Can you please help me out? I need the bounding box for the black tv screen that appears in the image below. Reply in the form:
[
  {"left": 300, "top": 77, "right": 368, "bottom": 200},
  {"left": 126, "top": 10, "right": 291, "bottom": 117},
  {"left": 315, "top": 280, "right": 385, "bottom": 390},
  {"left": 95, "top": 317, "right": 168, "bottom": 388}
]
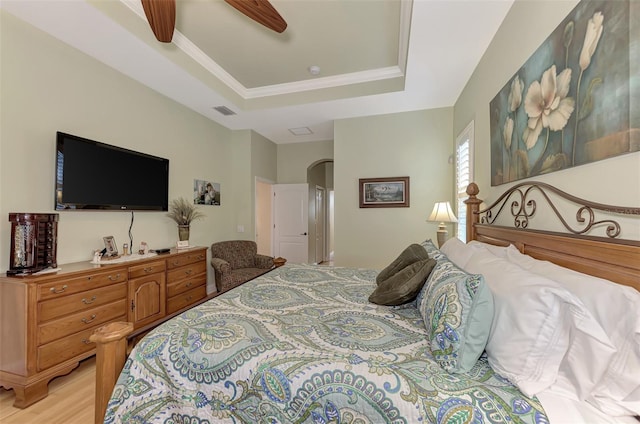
[{"left": 55, "top": 132, "right": 169, "bottom": 211}]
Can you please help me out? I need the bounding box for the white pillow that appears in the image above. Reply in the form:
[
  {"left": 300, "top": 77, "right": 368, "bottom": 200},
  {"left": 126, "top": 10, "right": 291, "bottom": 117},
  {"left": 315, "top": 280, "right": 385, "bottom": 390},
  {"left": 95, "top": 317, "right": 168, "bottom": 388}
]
[
  {"left": 465, "top": 248, "right": 614, "bottom": 398},
  {"left": 439, "top": 237, "right": 474, "bottom": 268},
  {"left": 440, "top": 239, "right": 510, "bottom": 269},
  {"left": 467, "top": 240, "right": 510, "bottom": 258},
  {"left": 505, "top": 245, "right": 640, "bottom": 416}
]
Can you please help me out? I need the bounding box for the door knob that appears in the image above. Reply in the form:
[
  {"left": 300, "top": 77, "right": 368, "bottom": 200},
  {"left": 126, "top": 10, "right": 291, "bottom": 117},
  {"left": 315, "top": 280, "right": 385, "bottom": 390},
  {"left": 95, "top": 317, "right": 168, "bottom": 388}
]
[{"left": 301, "top": 232, "right": 308, "bottom": 235}]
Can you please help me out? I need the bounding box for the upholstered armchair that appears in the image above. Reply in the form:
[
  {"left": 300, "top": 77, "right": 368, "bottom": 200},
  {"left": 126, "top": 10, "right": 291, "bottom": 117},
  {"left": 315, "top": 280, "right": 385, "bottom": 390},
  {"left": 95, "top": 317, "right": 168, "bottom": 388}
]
[{"left": 210, "top": 240, "right": 275, "bottom": 292}]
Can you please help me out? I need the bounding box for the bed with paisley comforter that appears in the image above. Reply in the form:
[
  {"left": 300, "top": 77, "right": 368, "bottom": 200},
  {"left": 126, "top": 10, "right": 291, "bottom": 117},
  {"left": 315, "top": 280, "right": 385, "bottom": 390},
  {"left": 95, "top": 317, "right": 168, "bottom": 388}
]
[
  {"left": 104, "top": 262, "right": 545, "bottom": 424},
  {"left": 99, "top": 182, "right": 640, "bottom": 424}
]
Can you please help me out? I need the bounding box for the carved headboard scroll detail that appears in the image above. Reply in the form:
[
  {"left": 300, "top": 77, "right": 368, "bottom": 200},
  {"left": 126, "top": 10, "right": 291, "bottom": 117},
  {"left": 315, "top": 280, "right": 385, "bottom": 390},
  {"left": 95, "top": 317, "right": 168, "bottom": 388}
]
[
  {"left": 464, "top": 182, "right": 639, "bottom": 290},
  {"left": 466, "top": 181, "right": 639, "bottom": 240}
]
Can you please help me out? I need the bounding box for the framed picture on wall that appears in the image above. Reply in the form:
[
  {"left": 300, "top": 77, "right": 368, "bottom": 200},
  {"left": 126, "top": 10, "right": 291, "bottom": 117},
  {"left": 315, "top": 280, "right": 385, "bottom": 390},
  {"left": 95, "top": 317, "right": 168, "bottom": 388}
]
[
  {"left": 193, "top": 179, "right": 221, "bottom": 205},
  {"left": 359, "top": 177, "right": 410, "bottom": 208}
]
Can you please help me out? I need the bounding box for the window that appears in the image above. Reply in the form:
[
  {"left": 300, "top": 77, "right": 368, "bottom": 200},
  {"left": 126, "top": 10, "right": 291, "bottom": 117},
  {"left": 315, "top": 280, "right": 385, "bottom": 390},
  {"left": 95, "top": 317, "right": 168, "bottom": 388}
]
[{"left": 455, "top": 121, "right": 474, "bottom": 242}]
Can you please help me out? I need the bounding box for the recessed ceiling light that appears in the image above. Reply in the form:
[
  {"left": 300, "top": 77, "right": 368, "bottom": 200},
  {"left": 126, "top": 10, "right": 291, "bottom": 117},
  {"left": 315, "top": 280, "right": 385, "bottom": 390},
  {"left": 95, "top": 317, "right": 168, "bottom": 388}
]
[
  {"left": 308, "top": 65, "right": 321, "bottom": 76},
  {"left": 289, "top": 127, "right": 313, "bottom": 136}
]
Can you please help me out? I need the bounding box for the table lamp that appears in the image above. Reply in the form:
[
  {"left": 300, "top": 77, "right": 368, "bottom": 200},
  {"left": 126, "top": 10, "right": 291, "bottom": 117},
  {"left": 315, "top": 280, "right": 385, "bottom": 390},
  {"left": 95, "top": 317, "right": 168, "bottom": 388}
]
[{"left": 427, "top": 201, "right": 458, "bottom": 247}]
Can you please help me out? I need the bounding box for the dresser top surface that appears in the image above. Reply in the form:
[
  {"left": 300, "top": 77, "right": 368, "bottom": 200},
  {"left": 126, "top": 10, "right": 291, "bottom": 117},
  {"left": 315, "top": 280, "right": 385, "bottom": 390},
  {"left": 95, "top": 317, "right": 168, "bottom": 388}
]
[{"left": 1, "top": 246, "right": 207, "bottom": 283}]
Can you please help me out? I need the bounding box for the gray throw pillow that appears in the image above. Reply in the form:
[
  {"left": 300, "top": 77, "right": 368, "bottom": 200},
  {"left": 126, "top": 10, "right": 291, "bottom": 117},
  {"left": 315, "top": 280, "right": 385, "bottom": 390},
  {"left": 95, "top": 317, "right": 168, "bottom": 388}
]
[
  {"left": 369, "top": 258, "right": 437, "bottom": 306},
  {"left": 376, "top": 243, "right": 429, "bottom": 285}
]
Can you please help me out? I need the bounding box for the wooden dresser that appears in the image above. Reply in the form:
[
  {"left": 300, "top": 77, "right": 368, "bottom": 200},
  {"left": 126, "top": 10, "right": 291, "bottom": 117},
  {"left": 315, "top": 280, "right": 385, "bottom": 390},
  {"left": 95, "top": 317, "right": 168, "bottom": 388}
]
[
  {"left": 0, "top": 247, "right": 207, "bottom": 408},
  {"left": 166, "top": 253, "right": 207, "bottom": 315}
]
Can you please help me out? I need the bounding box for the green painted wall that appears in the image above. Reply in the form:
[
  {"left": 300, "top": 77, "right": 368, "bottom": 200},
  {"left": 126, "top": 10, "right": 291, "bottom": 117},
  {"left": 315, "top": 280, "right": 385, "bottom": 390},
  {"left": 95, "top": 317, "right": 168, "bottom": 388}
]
[
  {"left": 277, "top": 140, "right": 334, "bottom": 184},
  {"left": 334, "top": 108, "right": 454, "bottom": 268},
  {"left": 0, "top": 11, "right": 278, "bottom": 277}
]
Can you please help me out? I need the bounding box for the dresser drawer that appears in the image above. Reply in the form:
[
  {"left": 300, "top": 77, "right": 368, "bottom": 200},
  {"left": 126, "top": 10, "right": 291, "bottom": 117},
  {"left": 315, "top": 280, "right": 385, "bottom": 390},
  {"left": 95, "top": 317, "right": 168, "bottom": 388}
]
[
  {"left": 166, "top": 249, "right": 206, "bottom": 270},
  {"left": 38, "top": 268, "right": 127, "bottom": 301},
  {"left": 166, "top": 261, "right": 206, "bottom": 284},
  {"left": 167, "top": 285, "right": 206, "bottom": 315},
  {"left": 37, "top": 316, "right": 125, "bottom": 371},
  {"left": 38, "top": 299, "right": 127, "bottom": 345},
  {"left": 167, "top": 274, "right": 206, "bottom": 298},
  {"left": 38, "top": 283, "right": 127, "bottom": 322},
  {"left": 128, "top": 260, "right": 166, "bottom": 279}
]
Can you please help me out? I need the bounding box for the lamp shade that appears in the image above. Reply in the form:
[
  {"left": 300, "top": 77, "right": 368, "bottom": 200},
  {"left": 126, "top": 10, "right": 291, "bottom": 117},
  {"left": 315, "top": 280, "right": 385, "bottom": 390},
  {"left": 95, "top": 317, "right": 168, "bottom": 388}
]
[{"left": 427, "top": 201, "right": 458, "bottom": 223}]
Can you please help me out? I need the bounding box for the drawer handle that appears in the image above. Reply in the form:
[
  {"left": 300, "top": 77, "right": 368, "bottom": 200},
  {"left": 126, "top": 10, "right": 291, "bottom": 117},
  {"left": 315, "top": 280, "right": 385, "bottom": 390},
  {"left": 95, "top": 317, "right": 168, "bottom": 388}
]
[
  {"left": 185, "top": 282, "right": 192, "bottom": 288},
  {"left": 49, "top": 285, "right": 68, "bottom": 294},
  {"left": 172, "top": 260, "right": 180, "bottom": 266},
  {"left": 81, "top": 314, "right": 97, "bottom": 324},
  {"left": 108, "top": 274, "right": 121, "bottom": 281},
  {"left": 144, "top": 267, "right": 154, "bottom": 273},
  {"left": 185, "top": 269, "right": 193, "bottom": 276},
  {"left": 81, "top": 339, "right": 92, "bottom": 345},
  {"left": 186, "top": 296, "right": 192, "bottom": 301},
  {"left": 82, "top": 296, "right": 97, "bottom": 305},
  {"left": 86, "top": 276, "right": 92, "bottom": 281}
]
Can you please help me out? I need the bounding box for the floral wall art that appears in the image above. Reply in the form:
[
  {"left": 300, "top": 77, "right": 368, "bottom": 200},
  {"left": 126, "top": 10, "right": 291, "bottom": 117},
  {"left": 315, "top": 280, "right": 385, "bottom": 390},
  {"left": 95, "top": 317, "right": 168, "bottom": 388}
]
[{"left": 490, "top": 0, "right": 638, "bottom": 186}]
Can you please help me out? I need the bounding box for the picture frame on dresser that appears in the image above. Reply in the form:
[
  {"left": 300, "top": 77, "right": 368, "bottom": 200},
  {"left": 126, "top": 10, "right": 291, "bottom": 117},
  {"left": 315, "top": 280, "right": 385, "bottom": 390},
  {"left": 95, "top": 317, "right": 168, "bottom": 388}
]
[{"left": 102, "top": 236, "right": 118, "bottom": 257}]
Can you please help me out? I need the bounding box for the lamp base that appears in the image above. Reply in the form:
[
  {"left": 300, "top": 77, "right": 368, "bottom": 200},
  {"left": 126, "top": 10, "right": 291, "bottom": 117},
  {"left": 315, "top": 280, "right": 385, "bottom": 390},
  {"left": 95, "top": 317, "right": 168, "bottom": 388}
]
[{"left": 436, "top": 223, "right": 448, "bottom": 248}]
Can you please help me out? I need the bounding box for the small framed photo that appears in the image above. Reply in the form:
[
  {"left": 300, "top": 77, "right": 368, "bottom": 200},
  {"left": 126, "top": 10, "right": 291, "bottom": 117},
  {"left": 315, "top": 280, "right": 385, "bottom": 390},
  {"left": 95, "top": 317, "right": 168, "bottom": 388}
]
[
  {"left": 103, "top": 236, "right": 118, "bottom": 257},
  {"left": 194, "top": 179, "right": 221, "bottom": 205},
  {"left": 359, "top": 176, "right": 410, "bottom": 208}
]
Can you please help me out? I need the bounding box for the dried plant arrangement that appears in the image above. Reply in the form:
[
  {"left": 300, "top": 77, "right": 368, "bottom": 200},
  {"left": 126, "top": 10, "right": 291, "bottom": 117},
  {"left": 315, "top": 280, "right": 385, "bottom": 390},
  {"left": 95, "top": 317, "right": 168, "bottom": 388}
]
[{"left": 166, "top": 197, "right": 205, "bottom": 226}]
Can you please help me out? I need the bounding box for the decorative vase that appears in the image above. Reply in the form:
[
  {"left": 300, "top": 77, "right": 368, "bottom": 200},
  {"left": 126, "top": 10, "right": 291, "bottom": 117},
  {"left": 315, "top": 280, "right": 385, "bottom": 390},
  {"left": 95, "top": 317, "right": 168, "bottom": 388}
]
[{"left": 178, "top": 225, "right": 190, "bottom": 241}]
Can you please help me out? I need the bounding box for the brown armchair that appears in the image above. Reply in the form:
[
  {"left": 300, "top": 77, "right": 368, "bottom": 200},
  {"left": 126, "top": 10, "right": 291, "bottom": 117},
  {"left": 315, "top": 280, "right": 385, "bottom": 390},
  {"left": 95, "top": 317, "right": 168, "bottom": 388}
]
[{"left": 210, "top": 240, "right": 275, "bottom": 292}]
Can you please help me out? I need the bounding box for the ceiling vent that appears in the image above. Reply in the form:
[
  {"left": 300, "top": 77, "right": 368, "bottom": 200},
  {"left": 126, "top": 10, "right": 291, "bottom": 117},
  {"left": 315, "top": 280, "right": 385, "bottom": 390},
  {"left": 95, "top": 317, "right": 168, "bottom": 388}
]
[
  {"left": 288, "top": 127, "right": 313, "bottom": 135},
  {"left": 213, "top": 106, "right": 236, "bottom": 116}
]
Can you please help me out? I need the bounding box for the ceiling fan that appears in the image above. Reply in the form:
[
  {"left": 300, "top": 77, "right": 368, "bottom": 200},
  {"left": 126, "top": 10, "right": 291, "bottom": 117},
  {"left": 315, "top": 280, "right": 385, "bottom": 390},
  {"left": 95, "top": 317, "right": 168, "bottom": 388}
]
[{"left": 141, "top": 0, "right": 287, "bottom": 43}]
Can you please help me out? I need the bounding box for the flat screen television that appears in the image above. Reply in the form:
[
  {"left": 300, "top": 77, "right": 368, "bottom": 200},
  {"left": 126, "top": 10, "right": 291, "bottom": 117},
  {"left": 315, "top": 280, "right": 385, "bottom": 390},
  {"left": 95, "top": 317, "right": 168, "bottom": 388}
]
[{"left": 55, "top": 132, "right": 169, "bottom": 211}]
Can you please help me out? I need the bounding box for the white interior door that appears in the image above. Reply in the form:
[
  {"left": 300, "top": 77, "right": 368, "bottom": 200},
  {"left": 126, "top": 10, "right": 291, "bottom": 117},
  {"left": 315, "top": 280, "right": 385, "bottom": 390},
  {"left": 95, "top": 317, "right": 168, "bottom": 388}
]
[
  {"left": 315, "top": 186, "right": 326, "bottom": 264},
  {"left": 273, "top": 183, "right": 309, "bottom": 263}
]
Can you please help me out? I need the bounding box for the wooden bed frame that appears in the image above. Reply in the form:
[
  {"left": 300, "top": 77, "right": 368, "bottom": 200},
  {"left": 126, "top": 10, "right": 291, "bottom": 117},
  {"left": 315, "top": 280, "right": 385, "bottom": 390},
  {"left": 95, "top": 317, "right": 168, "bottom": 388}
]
[
  {"left": 465, "top": 182, "right": 640, "bottom": 290},
  {"left": 90, "top": 181, "right": 640, "bottom": 423}
]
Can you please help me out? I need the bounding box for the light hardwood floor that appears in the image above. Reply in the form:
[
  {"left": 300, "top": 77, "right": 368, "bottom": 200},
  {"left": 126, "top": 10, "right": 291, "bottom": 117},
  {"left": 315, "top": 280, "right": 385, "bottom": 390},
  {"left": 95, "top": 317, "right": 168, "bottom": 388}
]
[{"left": 0, "top": 358, "right": 95, "bottom": 424}]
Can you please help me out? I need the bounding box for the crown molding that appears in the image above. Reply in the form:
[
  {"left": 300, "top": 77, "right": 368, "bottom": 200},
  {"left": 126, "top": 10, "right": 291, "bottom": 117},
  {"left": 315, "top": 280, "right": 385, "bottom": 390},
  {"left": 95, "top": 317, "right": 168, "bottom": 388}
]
[
  {"left": 120, "top": 0, "right": 410, "bottom": 100},
  {"left": 244, "top": 66, "right": 404, "bottom": 98}
]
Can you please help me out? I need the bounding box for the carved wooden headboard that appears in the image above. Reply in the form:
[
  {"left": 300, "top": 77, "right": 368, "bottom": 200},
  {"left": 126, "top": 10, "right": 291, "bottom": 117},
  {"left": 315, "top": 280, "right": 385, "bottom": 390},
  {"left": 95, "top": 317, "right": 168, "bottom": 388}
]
[{"left": 464, "top": 181, "right": 640, "bottom": 291}]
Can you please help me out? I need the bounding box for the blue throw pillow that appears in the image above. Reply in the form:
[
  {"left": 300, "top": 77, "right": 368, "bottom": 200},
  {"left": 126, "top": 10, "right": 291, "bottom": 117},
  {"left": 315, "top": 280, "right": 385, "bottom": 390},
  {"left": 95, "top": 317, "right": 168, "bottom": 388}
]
[
  {"left": 416, "top": 257, "right": 494, "bottom": 373},
  {"left": 420, "top": 239, "right": 446, "bottom": 262}
]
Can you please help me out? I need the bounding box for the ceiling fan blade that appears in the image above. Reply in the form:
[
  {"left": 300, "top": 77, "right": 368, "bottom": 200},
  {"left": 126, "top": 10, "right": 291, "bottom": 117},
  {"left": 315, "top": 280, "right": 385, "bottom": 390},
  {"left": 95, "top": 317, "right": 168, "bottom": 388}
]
[
  {"left": 141, "top": 0, "right": 176, "bottom": 43},
  {"left": 224, "top": 0, "right": 287, "bottom": 33}
]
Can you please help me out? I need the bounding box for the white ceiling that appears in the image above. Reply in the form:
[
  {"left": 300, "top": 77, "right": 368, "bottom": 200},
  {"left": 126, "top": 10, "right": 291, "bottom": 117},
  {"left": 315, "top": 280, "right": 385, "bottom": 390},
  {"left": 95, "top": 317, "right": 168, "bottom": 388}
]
[{"left": 1, "top": 0, "right": 514, "bottom": 144}]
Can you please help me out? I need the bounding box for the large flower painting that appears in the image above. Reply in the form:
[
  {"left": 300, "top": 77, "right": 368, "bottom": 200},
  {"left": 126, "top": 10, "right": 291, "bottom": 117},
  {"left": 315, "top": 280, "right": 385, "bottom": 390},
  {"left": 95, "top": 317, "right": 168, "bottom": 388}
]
[{"left": 490, "top": 0, "right": 639, "bottom": 185}]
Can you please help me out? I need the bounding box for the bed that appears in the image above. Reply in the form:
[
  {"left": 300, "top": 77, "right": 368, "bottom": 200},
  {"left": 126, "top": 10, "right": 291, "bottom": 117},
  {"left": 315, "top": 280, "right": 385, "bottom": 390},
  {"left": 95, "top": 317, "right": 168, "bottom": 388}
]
[{"left": 92, "top": 181, "right": 640, "bottom": 423}]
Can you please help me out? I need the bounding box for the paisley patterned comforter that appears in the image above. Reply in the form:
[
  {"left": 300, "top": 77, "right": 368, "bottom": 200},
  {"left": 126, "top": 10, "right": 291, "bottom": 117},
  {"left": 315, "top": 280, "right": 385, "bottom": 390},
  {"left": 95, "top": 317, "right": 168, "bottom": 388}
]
[{"left": 105, "top": 264, "right": 547, "bottom": 423}]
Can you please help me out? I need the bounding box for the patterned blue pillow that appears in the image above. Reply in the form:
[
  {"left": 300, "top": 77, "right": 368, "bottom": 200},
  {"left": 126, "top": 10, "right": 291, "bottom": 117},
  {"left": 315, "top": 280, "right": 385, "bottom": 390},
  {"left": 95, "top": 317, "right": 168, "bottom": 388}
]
[
  {"left": 416, "top": 257, "right": 493, "bottom": 373},
  {"left": 420, "top": 239, "right": 446, "bottom": 262}
]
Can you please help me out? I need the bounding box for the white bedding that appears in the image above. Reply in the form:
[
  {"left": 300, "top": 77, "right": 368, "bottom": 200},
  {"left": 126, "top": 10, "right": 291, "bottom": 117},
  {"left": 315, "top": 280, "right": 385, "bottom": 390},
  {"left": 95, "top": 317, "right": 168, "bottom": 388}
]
[
  {"left": 537, "top": 390, "right": 639, "bottom": 424},
  {"left": 440, "top": 238, "right": 640, "bottom": 419}
]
